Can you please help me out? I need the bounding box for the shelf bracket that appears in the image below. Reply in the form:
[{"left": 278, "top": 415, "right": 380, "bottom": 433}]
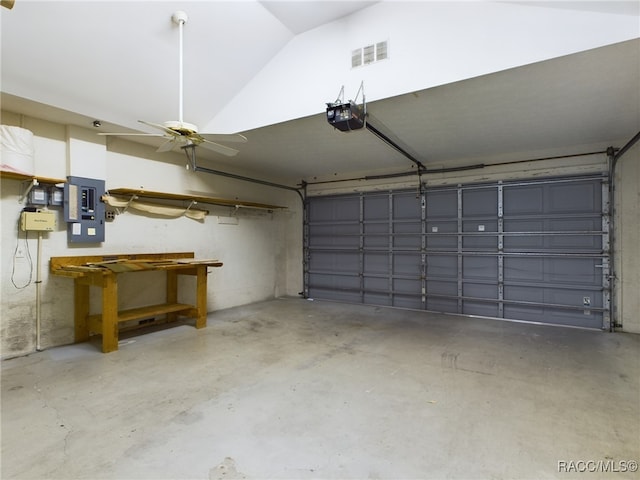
[{"left": 19, "top": 178, "right": 39, "bottom": 204}]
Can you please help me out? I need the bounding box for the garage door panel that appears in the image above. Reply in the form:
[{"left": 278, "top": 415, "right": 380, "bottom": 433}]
[
  {"left": 426, "top": 190, "right": 457, "bottom": 218},
  {"left": 307, "top": 273, "right": 359, "bottom": 291},
  {"left": 394, "top": 194, "right": 421, "bottom": 219},
  {"left": 309, "top": 226, "right": 359, "bottom": 248},
  {"left": 427, "top": 255, "right": 457, "bottom": 278},
  {"left": 427, "top": 280, "right": 457, "bottom": 296},
  {"left": 503, "top": 304, "right": 603, "bottom": 329},
  {"left": 309, "top": 196, "right": 359, "bottom": 221},
  {"left": 363, "top": 253, "right": 388, "bottom": 275},
  {"left": 363, "top": 276, "right": 387, "bottom": 292},
  {"left": 394, "top": 222, "right": 421, "bottom": 248},
  {"left": 306, "top": 176, "right": 608, "bottom": 330},
  {"left": 394, "top": 253, "right": 422, "bottom": 275},
  {"left": 364, "top": 292, "right": 391, "bottom": 306},
  {"left": 503, "top": 186, "right": 543, "bottom": 215},
  {"left": 363, "top": 223, "right": 388, "bottom": 248},
  {"left": 363, "top": 195, "right": 388, "bottom": 221},
  {"left": 547, "top": 258, "right": 600, "bottom": 286},
  {"left": 308, "top": 286, "right": 361, "bottom": 303},
  {"left": 504, "top": 285, "right": 543, "bottom": 303},
  {"left": 309, "top": 251, "right": 359, "bottom": 273},
  {"left": 427, "top": 220, "right": 457, "bottom": 249},
  {"left": 504, "top": 257, "right": 544, "bottom": 282},
  {"left": 463, "top": 282, "right": 498, "bottom": 299},
  {"left": 463, "top": 256, "right": 497, "bottom": 280},
  {"left": 427, "top": 297, "right": 458, "bottom": 313},
  {"left": 548, "top": 182, "right": 599, "bottom": 214},
  {"left": 463, "top": 188, "right": 497, "bottom": 216},
  {"left": 504, "top": 257, "right": 601, "bottom": 286},
  {"left": 394, "top": 278, "right": 421, "bottom": 295},
  {"left": 505, "top": 285, "right": 602, "bottom": 308},
  {"left": 463, "top": 301, "right": 499, "bottom": 318},
  {"left": 545, "top": 288, "right": 603, "bottom": 309},
  {"left": 463, "top": 222, "right": 498, "bottom": 250},
  {"left": 393, "top": 295, "right": 423, "bottom": 309}
]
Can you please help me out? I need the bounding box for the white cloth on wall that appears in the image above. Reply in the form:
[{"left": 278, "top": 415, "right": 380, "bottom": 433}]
[
  {"left": 103, "top": 194, "right": 208, "bottom": 221},
  {"left": 1, "top": 125, "right": 35, "bottom": 175}
]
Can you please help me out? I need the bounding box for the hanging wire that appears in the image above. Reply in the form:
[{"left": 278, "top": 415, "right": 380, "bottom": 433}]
[{"left": 11, "top": 215, "right": 33, "bottom": 289}]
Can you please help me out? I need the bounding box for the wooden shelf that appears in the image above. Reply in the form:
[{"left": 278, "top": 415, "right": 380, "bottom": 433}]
[
  {"left": 0, "top": 169, "right": 65, "bottom": 184},
  {"left": 1, "top": 173, "right": 287, "bottom": 211},
  {"left": 108, "top": 187, "right": 286, "bottom": 211},
  {"left": 88, "top": 302, "right": 195, "bottom": 326}
]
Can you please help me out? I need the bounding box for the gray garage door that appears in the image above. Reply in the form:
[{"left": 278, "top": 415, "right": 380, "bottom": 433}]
[{"left": 305, "top": 175, "right": 610, "bottom": 329}]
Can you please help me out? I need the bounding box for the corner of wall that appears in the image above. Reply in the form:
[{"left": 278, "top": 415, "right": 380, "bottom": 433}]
[{"left": 614, "top": 139, "right": 640, "bottom": 334}]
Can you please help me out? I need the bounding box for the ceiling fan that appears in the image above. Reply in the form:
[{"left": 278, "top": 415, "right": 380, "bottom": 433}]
[{"left": 99, "top": 11, "right": 246, "bottom": 157}]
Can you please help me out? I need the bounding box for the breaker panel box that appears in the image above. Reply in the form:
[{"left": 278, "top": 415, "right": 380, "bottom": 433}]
[{"left": 64, "top": 176, "right": 105, "bottom": 243}]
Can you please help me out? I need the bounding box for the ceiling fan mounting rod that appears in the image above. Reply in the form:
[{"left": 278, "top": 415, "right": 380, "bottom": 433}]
[{"left": 172, "top": 11, "right": 188, "bottom": 125}]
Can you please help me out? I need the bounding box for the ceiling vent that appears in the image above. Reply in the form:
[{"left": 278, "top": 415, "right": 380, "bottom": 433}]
[{"left": 351, "top": 40, "right": 388, "bottom": 68}]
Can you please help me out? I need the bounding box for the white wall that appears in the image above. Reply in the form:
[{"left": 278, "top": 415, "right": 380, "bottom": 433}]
[
  {"left": 207, "top": 1, "right": 640, "bottom": 133},
  {"left": 614, "top": 140, "right": 640, "bottom": 333},
  {"left": 0, "top": 112, "right": 303, "bottom": 358}
]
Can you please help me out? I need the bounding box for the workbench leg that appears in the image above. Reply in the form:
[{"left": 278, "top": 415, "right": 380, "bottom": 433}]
[
  {"left": 166, "top": 270, "right": 178, "bottom": 323},
  {"left": 74, "top": 280, "right": 90, "bottom": 343},
  {"left": 101, "top": 275, "right": 119, "bottom": 353},
  {"left": 195, "top": 266, "right": 207, "bottom": 329}
]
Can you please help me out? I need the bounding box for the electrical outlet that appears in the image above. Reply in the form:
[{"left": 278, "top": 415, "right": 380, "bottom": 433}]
[{"left": 105, "top": 210, "right": 116, "bottom": 221}]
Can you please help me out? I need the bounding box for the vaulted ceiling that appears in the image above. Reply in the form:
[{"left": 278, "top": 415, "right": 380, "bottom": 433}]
[{"left": 1, "top": 1, "right": 639, "bottom": 184}]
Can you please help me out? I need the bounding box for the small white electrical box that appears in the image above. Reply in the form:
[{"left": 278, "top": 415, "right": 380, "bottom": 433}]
[{"left": 21, "top": 211, "right": 57, "bottom": 231}]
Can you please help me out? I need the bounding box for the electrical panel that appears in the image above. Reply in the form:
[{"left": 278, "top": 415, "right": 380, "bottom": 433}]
[{"left": 64, "top": 176, "right": 105, "bottom": 243}]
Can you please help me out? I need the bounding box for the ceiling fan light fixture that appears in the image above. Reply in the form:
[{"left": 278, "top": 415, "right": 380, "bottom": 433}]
[{"left": 163, "top": 120, "right": 198, "bottom": 135}]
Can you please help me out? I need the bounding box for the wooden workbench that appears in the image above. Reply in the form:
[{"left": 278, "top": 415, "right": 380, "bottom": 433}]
[{"left": 50, "top": 252, "right": 222, "bottom": 353}]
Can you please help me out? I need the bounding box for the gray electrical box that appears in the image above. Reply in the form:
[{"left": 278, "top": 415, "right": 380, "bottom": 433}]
[{"left": 64, "top": 176, "right": 105, "bottom": 243}]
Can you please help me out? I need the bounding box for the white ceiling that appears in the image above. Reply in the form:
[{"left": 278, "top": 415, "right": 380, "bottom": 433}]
[{"left": 1, "top": 1, "right": 639, "bottom": 185}]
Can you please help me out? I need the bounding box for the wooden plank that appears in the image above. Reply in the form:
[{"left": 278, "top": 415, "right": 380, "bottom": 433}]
[
  {"left": 50, "top": 252, "right": 194, "bottom": 272},
  {"left": 108, "top": 188, "right": 286, "bottom": 210},
  {"left": 118, "top": 303, "right": 194, "bottom": 322},
  {"left": 101, "top": 274, "right": 119, "bottom": 353},
  {"left": 166, "top": 271, "right": 179, "bottom": 323},
  {"left": 87, "top": 303, "right": 194, "bottom": 325},
  {"left": 88, "top": 316, "right": 102, "bottom": 336},
  {"left": 74, "top": 281, "right": 90, "bottom": 342},
  {"left": 195, "top": 265, "right": 208, "bottom": 329},
  {"left": 0, "top": 170, "right": 66, "bottom": 184}
]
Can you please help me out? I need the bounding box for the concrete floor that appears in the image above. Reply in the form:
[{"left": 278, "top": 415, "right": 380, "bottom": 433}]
[{"left": 2, "top": 298, "right": 639, "bottom": 480}]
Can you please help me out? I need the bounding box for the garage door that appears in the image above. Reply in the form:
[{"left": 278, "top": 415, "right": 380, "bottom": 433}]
[{"left": 305, "top": 175, "right": 610, "bottom": 329}]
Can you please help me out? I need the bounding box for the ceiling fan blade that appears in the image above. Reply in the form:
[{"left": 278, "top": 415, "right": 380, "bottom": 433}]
[
  {"left": 97, "top": 132, "right": 165, "bottom": 137},
  {"left": 1, "top": 0, "right": 15, "bottom": 9},
  {"left": 199, "top": 139, "right": 240, "bottom": 157},
  {"left": 198, "top": 133, "right": 248, "bottom": 144},
  {"left": 157, "top": 137, "right": 178, "bottom": 153},
  {"left": 138, "top": 120, "right": 181, "bottom": 137}
]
